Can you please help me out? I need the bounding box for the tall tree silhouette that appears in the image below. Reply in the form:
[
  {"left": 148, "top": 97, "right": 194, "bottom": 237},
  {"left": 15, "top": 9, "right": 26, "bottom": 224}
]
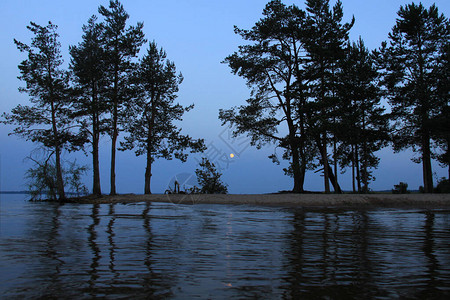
[
  {"left": 2, "top": 22, "right": 80, "bottom": 200},
  {"left": 98, "top": 0, "right": 146, "bottom": 195},
  {"left": 301, "top": 0, "right": 353, "bottom": 193},
  {"left": 220, "top": 0, "right": 311, "bottom": 193},
  {"left": 430, "top": 41, "right": 450, "bottom": 179},
  {"left": 120, "top": 42, "right": 205, "bottom": 194},
  {"left": 379, "top": 3, "right": 449, "bottom": 192},
  {"left": 337, "top": 38, "right": 388, "bottom": 192},
  {"left": 70, "top": 16, "right": 109, "bottom": 196}
]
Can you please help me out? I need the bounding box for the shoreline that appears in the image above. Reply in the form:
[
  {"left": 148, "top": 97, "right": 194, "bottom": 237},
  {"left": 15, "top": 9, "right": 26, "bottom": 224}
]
[{"left": 65, "top": 193, "right": 450, "bottom": 208}]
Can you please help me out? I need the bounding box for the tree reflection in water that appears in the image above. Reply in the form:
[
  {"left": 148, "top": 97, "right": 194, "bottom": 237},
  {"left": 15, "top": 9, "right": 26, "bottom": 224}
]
[
  {"left": 419, "top": 211, "right": 443, "bottom": 298},
  {"left": 39, "top": 203, "right": 64, "bottom": 298},
  {"left": 281, "top": 209, "right": 450, "bottom": 299},
  {"left": 87, "top": 203, "right": 100, "bottom": 291},
  {"left": 1, "top": 199, "right": 450, "bottom": 298},
  {"left": 107, "top": 203, "right": 117, "bottom": 278}
]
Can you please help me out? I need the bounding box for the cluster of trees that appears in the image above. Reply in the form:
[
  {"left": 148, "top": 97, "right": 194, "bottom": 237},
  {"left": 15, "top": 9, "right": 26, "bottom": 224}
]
[
  {"left": 220, "top": 0, "right": 449, "bottom": 193},
  {"left": 2, "top": 0, "right": 448, "bottom": 198},
  {"left": 1, "top": 0, "right": 205, "bottom": 200}
]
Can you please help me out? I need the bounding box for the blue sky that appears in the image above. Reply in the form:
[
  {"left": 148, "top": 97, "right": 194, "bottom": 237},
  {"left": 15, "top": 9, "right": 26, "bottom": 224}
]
[{"left": 0, "top": 0, "right": 449, "bottom": 194}]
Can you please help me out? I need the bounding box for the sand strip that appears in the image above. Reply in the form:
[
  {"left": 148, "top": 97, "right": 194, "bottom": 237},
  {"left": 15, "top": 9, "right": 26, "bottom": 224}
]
[{"left": 67, "top": 193, "right": 450, "bottom": 208}]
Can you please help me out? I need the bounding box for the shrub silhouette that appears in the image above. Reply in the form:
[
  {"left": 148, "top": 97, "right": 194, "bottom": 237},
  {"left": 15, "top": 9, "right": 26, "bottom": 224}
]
[
  {"left": 195, "top": 158, "right": 228, "bottom": 194},
  {"left": 392, "top": 182, "right": 409, "bottom": 194}
]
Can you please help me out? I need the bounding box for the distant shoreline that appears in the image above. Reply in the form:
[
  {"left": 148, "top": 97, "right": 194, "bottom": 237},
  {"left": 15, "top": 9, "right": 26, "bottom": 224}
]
[{"left": 63, "top": 193, "right": 450, "bottom": 208}]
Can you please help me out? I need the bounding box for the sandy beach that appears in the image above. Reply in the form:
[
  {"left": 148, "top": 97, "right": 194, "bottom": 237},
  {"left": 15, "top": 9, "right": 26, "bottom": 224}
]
[{"left": 67, "top": 193, "right": 450, "bottom": 208}]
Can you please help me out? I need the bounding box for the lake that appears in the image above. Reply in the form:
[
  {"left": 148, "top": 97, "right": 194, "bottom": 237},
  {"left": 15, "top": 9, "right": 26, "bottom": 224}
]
[{"left": 0, "top": 194, "right": 449, "bottom": 299}]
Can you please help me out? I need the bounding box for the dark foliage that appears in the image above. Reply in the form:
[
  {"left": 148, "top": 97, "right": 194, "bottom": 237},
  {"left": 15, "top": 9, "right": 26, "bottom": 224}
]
[
  {"left": 2, "top": 22, "right": 83, "bottom": 200},
  {"left": 120, "top": 41, "right": 205, "bottom": 194},
  {"left": 434, "top": 178, "right": 450, "bottom": 193},
  {"left": 70, "top": 16, "right": 110, "bottom": 196},
  {"left": 392, "top": 182, "right": 409, "bottom": 194},
  {"left": 335, "top": 38, "right": 389, "bottom": 193},
  {"left": 195, "top": 158, "right": 228, "bottom": 194},
  {"left": 378, "top": 3, "right": 450, "bottom": 192},
  {"left": 98, "top": 0, "right": 146, "bottom": 195}
]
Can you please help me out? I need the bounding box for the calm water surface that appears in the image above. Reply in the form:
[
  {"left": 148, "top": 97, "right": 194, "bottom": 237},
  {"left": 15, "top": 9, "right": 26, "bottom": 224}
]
[{"left": 0, "top": 195, "right": 449, "bottom": 299}]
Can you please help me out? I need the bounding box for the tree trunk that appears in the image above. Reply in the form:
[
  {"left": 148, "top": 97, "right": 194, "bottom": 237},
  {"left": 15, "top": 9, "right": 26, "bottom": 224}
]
[
  {"left": 355, "top": 145, "right": 361, "bottom": 193},
  {"left": 291, "top": 144, "right": 303, "bottom": 193},
  {"left": 298, "top": 114, "right": 307, "bottom": 192},
  {"left": 92, "top": 85, "right": 102, "bottom": 196},
  {"left": 362, "top": 141, "right": 369, "bottom": 193},
  {"left": 50, "top": 99, "right": 65, "bottom": 201},
  {"left": 287, "top": 110, "right": 303, "bottom": 193},
  {"left": 316, "top": 136, "right": 341, "bottom": 193},
  {"left": 422, "top": 131, "right": 433, "bottom": 193},
  {"left": 92, "top": 130, "right": 101, "bottom": 196},
  {"left": 299, "top": 144, "right": 307, "bottom": 193},
  {"left": 416, "top": 39, "right": 433, "bottom": 193},
  {"left": 144, "top": 95, "right": 157, "bottom": 195},
  {"left": 351, "top": 144, "right": 356, "bottom": 193},
  {"left": 144, "top": 146, "right": 152, "bottom": 195},
  {"left": 110, "top": 103, "right": 117, "bottom": 195},
  {"left": 447, "top": 138, "right": 450, "bottom": 180},
  {"left": 361, "top": 113, "right": 369, "bottom": 193},
  {"left": 110, "top": 67, "right": 119, "bottom": 195},
  {"left": 55, "top": 145, "right": 65, "bottom": 201},
  {"left": 333, "top": 136, "right": 338, "bottom": 183},
  {"left": 315, "top": 137, "right": 330, "bottom": 193},
  {"left": 322, "top": 136, "right": 330, "bottom": 193},
  {"left": 327, "top": 165, "right": 342, "bottom": 193}
]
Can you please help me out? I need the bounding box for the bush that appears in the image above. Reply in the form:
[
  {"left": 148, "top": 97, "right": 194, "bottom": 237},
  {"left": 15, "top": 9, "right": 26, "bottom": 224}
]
[
  {"left": 434, "top": 178, "right": 450, "bottom": 193},
  {"left": 195, "top": 158, "right": 228, "bottom": 194},
  {"left": 26, "top": 160, "right": 58, "bottom": 201},
  {"left": 392, "top": 182, "right": 409, "bottom": 194},
  {"left": 26, "top": 156, "right": 89, "bottom": 201}
]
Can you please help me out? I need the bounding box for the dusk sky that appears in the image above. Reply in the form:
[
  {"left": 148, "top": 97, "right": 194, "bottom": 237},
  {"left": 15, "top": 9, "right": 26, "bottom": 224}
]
[{"left": 0, "top": 0, "right": 449, "bottom": 194}]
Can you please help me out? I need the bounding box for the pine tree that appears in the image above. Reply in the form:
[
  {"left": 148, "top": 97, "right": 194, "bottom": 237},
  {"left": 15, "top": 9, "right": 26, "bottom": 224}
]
[
  {"left": 301, "top": 0, "right": 354, "bottom": 193},
  {"left": 336, "top": 38, "right": 388, "bottom": 193},
  {"left": 220, "top": 0, "right": 312, "bottom": 193},
  {"left": 379, "top": 3, "right": 449, "bottom": 192},
  {"left": 120, "top": 41, "right": 205, "bottom": 194},
  {"left": 70, "top": 16, "right": 109, "bottom": 196},
  {"left": 2, "top": 22, "right": 80, "bottom": 201},
  {"left": 98, "top": 0, "right": 146, "bottom": 195},
  {"left": 195, "top": 158, "right": 228, "bottom": 194},
  {"left": 431, "top": 41, "right": 450, "bottom": 180}
]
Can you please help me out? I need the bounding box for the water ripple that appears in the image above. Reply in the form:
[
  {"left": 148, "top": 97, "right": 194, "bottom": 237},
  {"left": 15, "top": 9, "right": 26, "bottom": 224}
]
[{"left": 0, "top": 196, "right": 449, "bottom": 298}]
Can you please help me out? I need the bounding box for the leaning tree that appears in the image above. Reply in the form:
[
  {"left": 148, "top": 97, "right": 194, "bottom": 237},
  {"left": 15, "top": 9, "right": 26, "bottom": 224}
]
[{"left": 220, "top": 0, "right": 312, "bottom": 193}]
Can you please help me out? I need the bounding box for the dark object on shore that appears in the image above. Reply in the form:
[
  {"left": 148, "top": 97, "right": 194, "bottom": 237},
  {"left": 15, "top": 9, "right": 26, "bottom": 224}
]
[
  {"left": 435, "top": 178, "right": 450, "bottom": 193},
  {"left": 392, "top": 182, "right": 409, "bottom": 194}
]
